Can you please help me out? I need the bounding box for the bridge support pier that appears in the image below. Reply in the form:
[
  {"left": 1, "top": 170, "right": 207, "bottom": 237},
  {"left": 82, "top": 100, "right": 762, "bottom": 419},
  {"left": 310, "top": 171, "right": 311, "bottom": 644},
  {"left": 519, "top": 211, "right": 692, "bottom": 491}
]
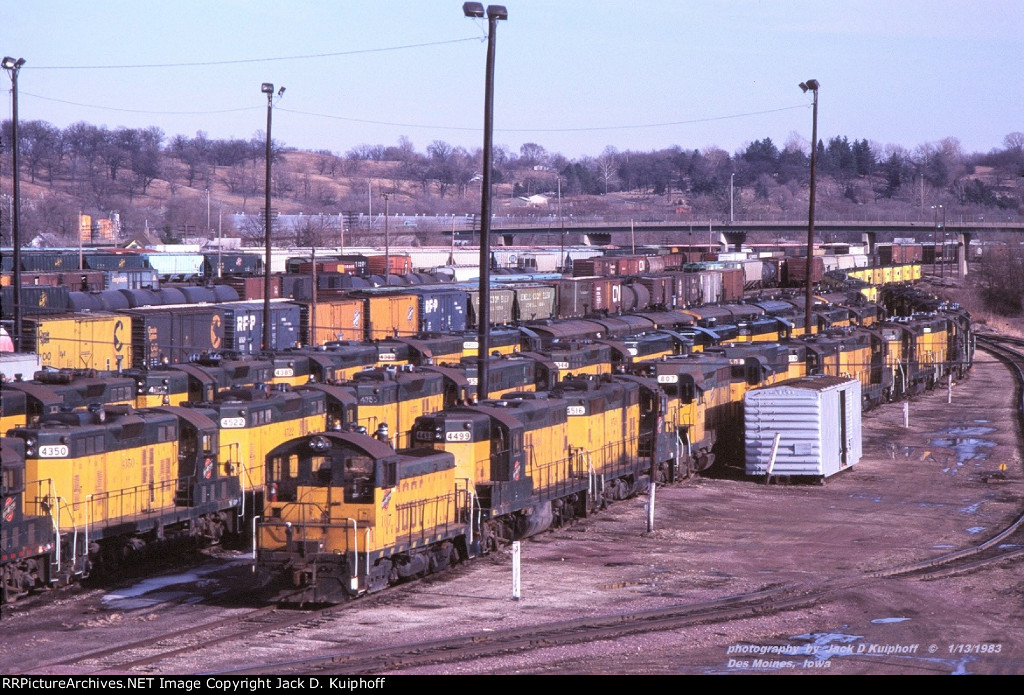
[
  {"left": 958, "top": 232, "right": 971, "bottom": 278},
  {"left": 722, "top": 231, "right": 747, "bottom": 252},
  {"left": 862, "top": 231, "right": 877, "bottom": 257}
]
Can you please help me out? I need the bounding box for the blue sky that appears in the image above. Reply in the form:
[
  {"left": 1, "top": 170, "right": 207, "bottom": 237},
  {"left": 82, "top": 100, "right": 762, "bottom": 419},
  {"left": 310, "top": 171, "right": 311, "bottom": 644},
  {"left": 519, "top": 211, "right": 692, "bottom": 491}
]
[{"left": 3, "top": 1, "right": 1022, "bottom": 159}]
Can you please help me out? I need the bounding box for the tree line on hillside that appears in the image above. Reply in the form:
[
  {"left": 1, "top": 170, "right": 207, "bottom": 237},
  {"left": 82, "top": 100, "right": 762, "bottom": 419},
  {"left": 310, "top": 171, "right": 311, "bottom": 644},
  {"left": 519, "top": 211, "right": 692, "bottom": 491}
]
[{"left": 1, "top": 118, "right": 1022, "bottom": 244}]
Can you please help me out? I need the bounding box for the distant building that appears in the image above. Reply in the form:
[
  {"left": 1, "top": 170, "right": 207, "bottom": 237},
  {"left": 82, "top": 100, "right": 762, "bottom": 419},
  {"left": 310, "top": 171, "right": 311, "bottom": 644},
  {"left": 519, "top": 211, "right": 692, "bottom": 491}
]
[{"left": 517, "top": 194, "right": 549, "bottom": 208}]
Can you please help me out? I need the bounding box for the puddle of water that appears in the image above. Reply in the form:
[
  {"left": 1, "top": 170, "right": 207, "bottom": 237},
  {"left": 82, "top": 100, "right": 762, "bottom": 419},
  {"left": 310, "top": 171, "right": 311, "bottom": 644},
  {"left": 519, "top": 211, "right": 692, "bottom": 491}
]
[
  {"left": 848, "top": 492, "right": 884, "bottom": 503},
  {"left": 965, "top": 526, "right": 986, "bottom": 535},
  {"left": 930, "top": 436, "right": 995, "bottom": 454},
  {"left": 871, "top": 617, "right": 911, "bottom": 624},
  {"left": 102, "top": 566, "right": 225, "bottom": 607},
  {"left": 789, "top": 631, "right": 863, "bottom": 661},
  {"left": 960, "top": 502, "right": 982, "bottom": 514},
  {"left": 785, "top": 630, "right": 980, "bottom": 674},
  {"left": 941, "top": 425, "right": 996, "bottom": 437},
  {"left": 714, "top": 630, "right": 983, "bottom": 674},
  {"left": 932, "top": 544, "right": 956, "bottom": 549}
]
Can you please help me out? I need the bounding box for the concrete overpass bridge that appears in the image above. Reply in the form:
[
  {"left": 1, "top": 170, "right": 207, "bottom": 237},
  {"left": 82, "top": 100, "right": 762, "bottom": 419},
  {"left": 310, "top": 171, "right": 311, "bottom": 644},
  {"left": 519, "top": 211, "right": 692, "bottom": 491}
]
[{"left": 475, "top": 218, "right": 1024, "bottom": 249}]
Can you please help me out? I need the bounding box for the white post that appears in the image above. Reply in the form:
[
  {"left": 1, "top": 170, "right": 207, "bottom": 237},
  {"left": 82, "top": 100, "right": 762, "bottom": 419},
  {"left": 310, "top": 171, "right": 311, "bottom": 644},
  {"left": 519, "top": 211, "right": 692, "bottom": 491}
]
[
  {"left": 251, "top": 515, "right": 260, "bottom": 568},
  {"left": 947, "top": 373, "right": 952, "bottom": 404},
  {"left": 904, "top": 400, "right": 910, "bottom": 428},
  {"left": 646, "top": 483, "right": 656, "bottom": 533},
  {"left": 511, "top": 540, "right": 521, "bottom": 600},
  {"left": 766, "top": 432, "right": 782, "bottom": 483}
]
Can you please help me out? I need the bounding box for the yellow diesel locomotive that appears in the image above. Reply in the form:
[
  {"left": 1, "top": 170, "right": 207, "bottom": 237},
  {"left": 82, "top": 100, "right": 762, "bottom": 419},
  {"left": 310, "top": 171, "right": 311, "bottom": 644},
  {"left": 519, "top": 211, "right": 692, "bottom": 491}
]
[{"left": 257, "top": 432, "right": 467, "bottom": 603}]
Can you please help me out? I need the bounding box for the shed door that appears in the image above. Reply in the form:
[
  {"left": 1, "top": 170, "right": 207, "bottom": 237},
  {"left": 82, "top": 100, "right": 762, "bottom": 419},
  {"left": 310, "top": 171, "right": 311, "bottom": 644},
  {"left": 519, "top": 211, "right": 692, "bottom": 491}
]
[{"left": 839, "top": 389, "right": 848, "bottom": 466}]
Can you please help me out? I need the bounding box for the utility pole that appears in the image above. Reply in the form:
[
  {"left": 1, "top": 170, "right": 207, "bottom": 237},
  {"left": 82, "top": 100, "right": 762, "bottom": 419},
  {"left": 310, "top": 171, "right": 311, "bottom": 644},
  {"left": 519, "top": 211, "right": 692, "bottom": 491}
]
[{"left": 381, "top": 192, "right": 391, "bottom": 284}]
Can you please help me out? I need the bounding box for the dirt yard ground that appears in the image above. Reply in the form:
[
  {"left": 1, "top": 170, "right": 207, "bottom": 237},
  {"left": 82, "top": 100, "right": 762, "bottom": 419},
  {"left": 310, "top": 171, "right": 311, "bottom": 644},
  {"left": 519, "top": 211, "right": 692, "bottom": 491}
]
[
  {"left": 366, "top": 347, "right": 1024, "bottom": 675},
  {"left": 3, "top": 347, "right": 1022, "bottom": 676}
]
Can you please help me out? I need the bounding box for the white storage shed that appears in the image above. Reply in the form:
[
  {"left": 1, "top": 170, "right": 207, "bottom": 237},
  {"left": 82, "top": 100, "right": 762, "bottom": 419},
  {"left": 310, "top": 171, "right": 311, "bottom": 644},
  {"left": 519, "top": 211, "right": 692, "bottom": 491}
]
[{"left": 744, "top": 375, "right": 862, "bottom": 479}]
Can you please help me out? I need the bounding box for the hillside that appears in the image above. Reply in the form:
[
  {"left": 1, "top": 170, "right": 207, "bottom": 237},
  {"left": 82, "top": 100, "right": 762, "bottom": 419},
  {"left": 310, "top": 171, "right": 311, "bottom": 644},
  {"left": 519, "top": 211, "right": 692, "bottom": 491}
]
[{"left": 1, "top": 124, "right": 1022, "bottom": 249}]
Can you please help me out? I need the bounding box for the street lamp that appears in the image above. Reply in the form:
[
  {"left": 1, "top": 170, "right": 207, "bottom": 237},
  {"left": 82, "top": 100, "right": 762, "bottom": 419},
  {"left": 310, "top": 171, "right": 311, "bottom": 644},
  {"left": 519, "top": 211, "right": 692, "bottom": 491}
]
[
  {"left": 261, "top": 82, "right": 284, "bottom": 351},
  {"left": 464, "top": 2, "right": 507, "bottom": 399},
  {"left": 932, "top": 204, "right": 945, "bottom": 277},
  {"left": 3, "top": 56, "right": 25, "bottom": 352},
  {"left": 799, "top": 78, "right": 819, "bottom": 335},
  {"left": 730, "top": 172, "right": 735, "bottom": 223},
  {"left": 381, "top": 192, "right": 391, "bottom": 285},
  {"left": 557, "top": 175, "right": 567, "bottom": 273}
]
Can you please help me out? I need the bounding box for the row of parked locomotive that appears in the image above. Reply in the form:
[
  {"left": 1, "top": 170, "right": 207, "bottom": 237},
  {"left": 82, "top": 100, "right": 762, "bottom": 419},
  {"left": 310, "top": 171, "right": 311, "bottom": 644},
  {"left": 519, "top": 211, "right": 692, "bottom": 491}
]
[
  {"left": 0, "top": 277, "right": 910, "bottom": 425},
  {"left": 252, "top": 298, "right": 974, "bottom": 604},
  {"left": 2, "top": 294, "right": 970, "bottom": 603},
  {"left": 0, "top": 248, "right": 950, "bottom": 603}
]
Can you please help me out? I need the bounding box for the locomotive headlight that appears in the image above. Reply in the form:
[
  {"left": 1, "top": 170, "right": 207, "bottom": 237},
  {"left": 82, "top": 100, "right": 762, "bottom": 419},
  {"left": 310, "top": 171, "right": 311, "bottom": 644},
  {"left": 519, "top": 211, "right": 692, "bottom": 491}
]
[{"left": 26, "top": 436, "right": 36, "bottom": 448}]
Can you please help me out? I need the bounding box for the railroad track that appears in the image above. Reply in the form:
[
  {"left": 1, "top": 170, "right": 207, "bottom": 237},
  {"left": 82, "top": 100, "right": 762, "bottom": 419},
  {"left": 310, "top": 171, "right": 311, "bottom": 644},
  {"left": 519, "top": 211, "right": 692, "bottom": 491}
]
[
  {"left": 213, "top": 336, "right": 1024, "bottom": 675},
  {"left": 861, "top": 333, "right": 1024, "bottom": 581},
  {"left": 21, "top": 335, "right": 1024, "bottom": 675}
]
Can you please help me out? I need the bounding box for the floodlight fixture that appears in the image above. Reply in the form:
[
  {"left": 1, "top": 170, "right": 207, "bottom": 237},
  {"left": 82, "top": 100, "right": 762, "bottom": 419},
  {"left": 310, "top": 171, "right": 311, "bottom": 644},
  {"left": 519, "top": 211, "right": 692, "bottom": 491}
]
[{"left": 463, "top": 3, "right": 508, "bottom": 398}]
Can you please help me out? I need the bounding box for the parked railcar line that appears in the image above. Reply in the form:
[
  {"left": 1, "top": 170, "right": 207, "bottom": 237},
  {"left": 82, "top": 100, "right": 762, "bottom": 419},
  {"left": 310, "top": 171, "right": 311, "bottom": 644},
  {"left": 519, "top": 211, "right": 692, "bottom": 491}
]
[{"left": 12, "top": 332, "right": 1020, "bottom": 675}]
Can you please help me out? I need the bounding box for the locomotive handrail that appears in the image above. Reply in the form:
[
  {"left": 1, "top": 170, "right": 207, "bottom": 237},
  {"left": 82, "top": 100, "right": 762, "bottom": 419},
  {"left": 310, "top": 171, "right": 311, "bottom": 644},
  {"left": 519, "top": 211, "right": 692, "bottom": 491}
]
[
  {"left": 395, "top": 493, "right": 460, "bottom": 545},
  {"left": 54, "top": 494, "right": 71, "bottom": 577},
  {"left": 24, "top": 479, "right": 76, "bottom": 577}
]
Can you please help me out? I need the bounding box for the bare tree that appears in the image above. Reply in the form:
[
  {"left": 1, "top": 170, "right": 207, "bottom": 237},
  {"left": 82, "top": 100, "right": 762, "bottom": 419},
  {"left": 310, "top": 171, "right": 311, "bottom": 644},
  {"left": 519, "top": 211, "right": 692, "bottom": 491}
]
[
  {"left": 977, "top": 242, "right": 1024, "bottom": 315},
  {"left": 292, "top": 214, "right": 341, "bottom": 247},
  {"left": 597, "top": 146, "right": 619, "bottom": 194}
]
